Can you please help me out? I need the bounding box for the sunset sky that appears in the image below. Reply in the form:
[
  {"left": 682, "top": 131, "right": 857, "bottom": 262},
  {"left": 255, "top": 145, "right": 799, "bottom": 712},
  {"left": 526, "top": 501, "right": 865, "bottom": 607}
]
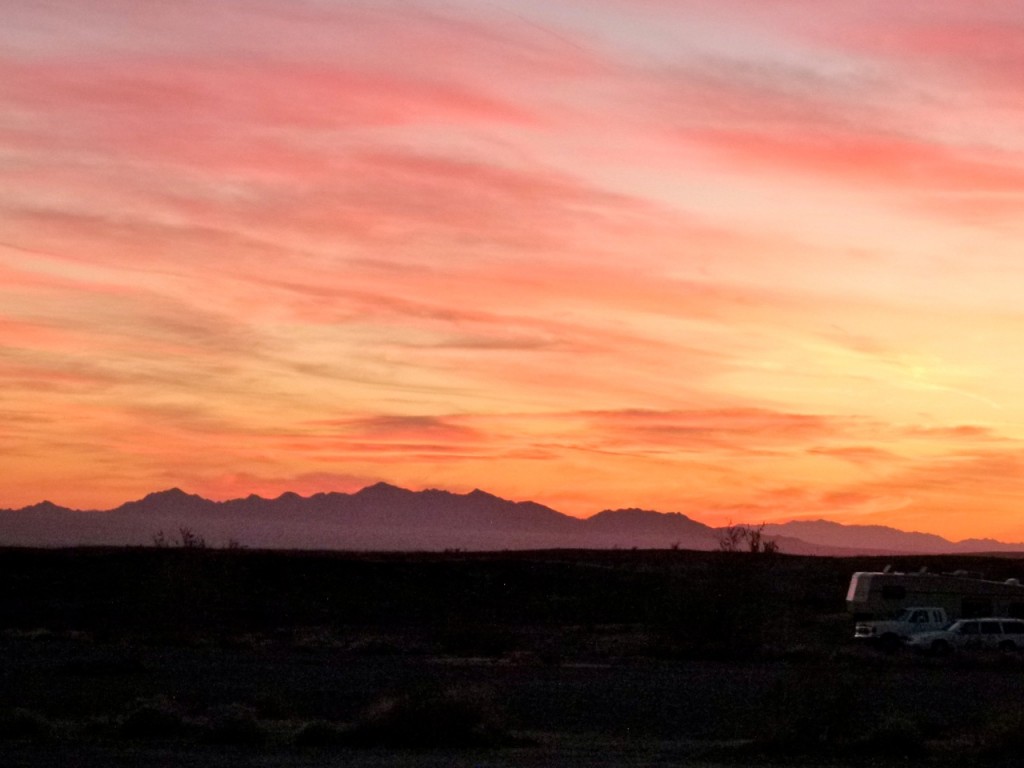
[{"left": 5, "top": 0, "right": 1024, "bottom": 540}]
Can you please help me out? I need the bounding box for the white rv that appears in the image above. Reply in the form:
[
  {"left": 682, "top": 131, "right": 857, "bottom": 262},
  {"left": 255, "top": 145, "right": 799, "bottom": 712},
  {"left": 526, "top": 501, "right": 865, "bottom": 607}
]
[{"left": 846, "top": 570, "right": 1024, "bottom": 621}]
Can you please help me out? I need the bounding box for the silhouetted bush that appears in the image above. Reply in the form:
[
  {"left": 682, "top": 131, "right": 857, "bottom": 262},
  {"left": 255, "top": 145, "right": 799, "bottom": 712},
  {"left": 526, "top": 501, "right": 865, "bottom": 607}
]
[
  {"left": 250, "top": 692, "right": 294, "bottom": 720},
  {"left": 178, "top": 527, "right": 206, "bottom": 549},
  {"left": 293, "top": 720, "right": 348, "bottom": 747},
  {"left": 345, "top": 685, "right": 515, "bottom": 748},
  {"left": 436, "top": 623, "right": 517, "bottom": 658},
  {"left": 752, "top": 668, "right": 859, "bottom": 754},
  {"left": 717, "top": 523, "right": 779, "bottom": 555},
  {"left": 151, "top": 528, "right": 207, "bottom": 548},
  {"left": 853, "top": 715, "right": 926, "bottom": 757},
  {"left": 60, "top": 654, "right": 146, "bottom": 677},
  {"left": 740, "top": 670, "right": 934, "bottom": 759},
  {"left": 659, "top": 549, "right": 784, "bottom": 658},
  {"left": 200, "top": 703, "right": 268, "bottom": 745},
  {"left": 969, "top": 707, "right": 1024, "bottom": 757},
  {"left": 347, "top": 635, "right": 410, "bottom": 656},
  {"left": 118, "top": 697, "right": 190, "bottom": 740},
  {"left": 0, "top": 708, "right": 56, "bottom": 742}
]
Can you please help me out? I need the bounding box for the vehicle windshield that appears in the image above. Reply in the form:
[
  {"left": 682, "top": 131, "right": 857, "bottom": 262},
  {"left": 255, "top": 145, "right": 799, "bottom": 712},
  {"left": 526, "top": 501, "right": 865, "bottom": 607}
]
[
  {"left": 894, "top": 609, "right": 931, "bottom": 622},
  {"left": 951, "top": 620, "right": 980, "bottom": 634}
]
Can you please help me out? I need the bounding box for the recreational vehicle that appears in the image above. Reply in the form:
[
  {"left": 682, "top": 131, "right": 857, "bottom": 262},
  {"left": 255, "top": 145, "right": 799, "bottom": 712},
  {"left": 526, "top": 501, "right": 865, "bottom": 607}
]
[{"left": 846, "top": 570, "right": 1024, "bottom": 621}]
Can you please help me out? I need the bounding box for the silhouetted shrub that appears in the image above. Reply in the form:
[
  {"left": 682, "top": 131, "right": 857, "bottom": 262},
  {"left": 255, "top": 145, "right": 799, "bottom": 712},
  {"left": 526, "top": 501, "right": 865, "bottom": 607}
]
[
  {"left": 347, "top": 636, "right": 408, "bottom": 656},
  {"left": 752, "top": 668, "right": 859, "bottom": 754},
  {"left": 178, "top": 527, "right": 206, "bottom": 549},
  {"left": 201, "top": 704, "right": 267, "bottom": 745},
  {"left": 151, "top": 528, "right": 207, "bottom": 548},
  {"left": 718, "top": 523, "right": 778, "bottom": 554},
  {"left": 853, "top": 715, "right": 926, "bottom": 757},
  {"left": 0, "top": 708, "right": 56, "bottom": 742},
  {"left": 968, "top": 707, "right": 1024, "bottom": 757},
  {"left": 436, "top": 624, "right": 517, "bottom": 658},
  {"left": 250, "top": 692, "right": 294, "bottom": 720},
  {"left": 742, "top": 671, "right": 933, "bottom": 759},
  {"left": 60, "top": 654, "right": 146, "bottom": 677},
  {"left": 662, "top": 551, "right": 783, "bottom": 658},
  {"left": 293, "top": 720, "right": 348, "bottom": 747},
  {"left": 345, "top": 685, "right": 515, "bottom": 748},
  {"left": 118, "top": 697, "right": 190, "bottom": 740}
]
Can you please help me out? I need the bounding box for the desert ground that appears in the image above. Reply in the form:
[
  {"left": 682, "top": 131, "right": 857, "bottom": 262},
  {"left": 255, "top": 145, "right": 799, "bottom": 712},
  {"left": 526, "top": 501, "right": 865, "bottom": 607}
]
[{"left": 3, "top": 547, "right": 1024, "bottom": 766}]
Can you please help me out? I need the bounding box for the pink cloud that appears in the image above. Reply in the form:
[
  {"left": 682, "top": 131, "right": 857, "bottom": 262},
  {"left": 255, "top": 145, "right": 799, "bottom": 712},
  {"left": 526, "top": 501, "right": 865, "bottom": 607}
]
[
  {"left": 807, "top": 446, "right": 898, "bottom": 465},
  {"left": 580, "top": 408, "right": 836, "bottom": 454},
  {"left": 312, "top": 415, "right": 482, "bottom": 441},
  {"left": 677, "top": 114, "right": 1024, "bottom": 193}
]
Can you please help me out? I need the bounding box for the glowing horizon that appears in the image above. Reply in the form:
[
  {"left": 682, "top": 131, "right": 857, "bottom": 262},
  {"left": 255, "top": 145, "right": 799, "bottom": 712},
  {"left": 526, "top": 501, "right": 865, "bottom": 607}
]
[{"left": 5, "top": 0, "right": 1024, "bottom": 541}]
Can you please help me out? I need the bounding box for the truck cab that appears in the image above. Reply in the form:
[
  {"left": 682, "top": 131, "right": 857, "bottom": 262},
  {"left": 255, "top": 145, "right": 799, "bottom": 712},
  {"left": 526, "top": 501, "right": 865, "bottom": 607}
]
[{"left": 854, "top": 606, "right": 949, "bottom": 651}]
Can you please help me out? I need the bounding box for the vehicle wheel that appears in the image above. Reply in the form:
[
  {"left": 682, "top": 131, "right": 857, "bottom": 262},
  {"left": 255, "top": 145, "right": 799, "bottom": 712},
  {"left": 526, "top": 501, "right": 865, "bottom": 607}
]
[
  {"left": 931, "top": 639, "right": 951, "bottom": 656},
  {"left": 879, "top": 634, "right": 901, "bottom": 654},
  {"left": 999, "top": 640, "right": 1018, "bottom": 653}
]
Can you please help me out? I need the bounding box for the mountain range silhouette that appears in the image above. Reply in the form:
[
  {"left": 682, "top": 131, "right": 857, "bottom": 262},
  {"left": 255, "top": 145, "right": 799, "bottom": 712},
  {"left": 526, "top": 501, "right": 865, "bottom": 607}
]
[{"left": 1, "top": 482, "right": 1021, "bottom": 554}]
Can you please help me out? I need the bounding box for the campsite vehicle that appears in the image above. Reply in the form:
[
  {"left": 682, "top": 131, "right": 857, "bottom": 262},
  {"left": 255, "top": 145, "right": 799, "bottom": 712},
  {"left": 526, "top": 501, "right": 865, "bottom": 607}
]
[
  {"left": 854, "top": 606, "right": 949, "bottom": 651},
  {"left": 846, "top": 570, "right": 1024, "bottom": 622},
  {"left": 906, "top": 618, "right": 1024, "bottom": 654}
]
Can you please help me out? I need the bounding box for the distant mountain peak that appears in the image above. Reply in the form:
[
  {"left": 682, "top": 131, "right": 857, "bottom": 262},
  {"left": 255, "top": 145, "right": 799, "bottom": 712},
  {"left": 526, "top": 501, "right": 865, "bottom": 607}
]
[
  {"left": 358, "top": 481, "right": 407, "bottom": 496},
  {"left": 590, "top": 507, "right": 697, "bottom": 521},
  {"left": 595, "top": 507, "right": 664, "bottom": 516},
  {"left": 20, "top": 500, "right": 65, "bottom": 514},
  {"left": 760, "top": 519, "right": 1024, "bottom": 554},
  {"left": 5, "top": 481, "right": 1023, "bottom": 554},
  {"left": 110, "top": 487, "right": 215, "bottom": 517},
  {"left": 144, "top": 487, "right": 196, "bottom": 501},
  {"left": 584, "top": 507, "right": 715, "bottom": 539}
]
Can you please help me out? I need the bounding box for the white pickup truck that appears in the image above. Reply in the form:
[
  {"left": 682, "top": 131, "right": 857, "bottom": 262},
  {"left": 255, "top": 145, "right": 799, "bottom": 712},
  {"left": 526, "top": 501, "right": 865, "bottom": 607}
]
[{"left": 854, "top": 607, "right": 950, "bottom": 651}]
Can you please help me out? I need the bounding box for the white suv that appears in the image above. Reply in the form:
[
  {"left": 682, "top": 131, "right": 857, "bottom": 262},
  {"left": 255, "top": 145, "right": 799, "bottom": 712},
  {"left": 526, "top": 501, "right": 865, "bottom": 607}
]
[{"left": 907, "top": 618, "right": 1024, "bottom": 654}]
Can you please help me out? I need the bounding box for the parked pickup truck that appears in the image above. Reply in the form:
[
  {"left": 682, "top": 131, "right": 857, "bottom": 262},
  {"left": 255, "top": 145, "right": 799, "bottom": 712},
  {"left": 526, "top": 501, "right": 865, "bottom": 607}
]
[{"left": 854, "top": 607, "right": 949, "bottom": 651}]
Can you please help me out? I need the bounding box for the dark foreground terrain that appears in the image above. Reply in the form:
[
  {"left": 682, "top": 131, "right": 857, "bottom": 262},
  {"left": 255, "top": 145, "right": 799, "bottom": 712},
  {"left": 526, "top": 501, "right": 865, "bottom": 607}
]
[{"left": 4, "top": 547, "right": 1024, "bottom": 766}]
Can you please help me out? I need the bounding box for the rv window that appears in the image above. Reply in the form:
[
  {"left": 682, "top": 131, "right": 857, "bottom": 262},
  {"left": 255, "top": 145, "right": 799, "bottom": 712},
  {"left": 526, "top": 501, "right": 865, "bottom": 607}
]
[
  {"left": 882, "top": 586, "right": 906, "bottom": 600},
  {"left": 846, "top": 574, "right": 864, "bottom": 602}
]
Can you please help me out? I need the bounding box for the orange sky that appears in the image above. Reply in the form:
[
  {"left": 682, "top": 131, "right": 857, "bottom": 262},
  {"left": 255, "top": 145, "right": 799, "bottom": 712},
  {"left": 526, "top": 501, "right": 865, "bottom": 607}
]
[{"left": 5, "top": 0, "right": 1024, "bottom": 540}]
